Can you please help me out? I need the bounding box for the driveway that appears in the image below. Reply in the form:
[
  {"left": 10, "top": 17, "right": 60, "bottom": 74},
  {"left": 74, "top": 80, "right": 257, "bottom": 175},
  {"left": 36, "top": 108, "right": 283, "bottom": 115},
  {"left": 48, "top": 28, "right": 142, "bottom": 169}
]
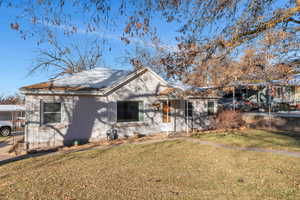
[{"left": 0, "top": 133, "right": 24, "bottom": 161}]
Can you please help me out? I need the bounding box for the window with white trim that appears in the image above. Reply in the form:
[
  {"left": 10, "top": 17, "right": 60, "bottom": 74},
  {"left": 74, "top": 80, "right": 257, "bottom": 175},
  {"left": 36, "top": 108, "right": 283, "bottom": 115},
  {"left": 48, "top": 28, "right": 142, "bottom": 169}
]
[{"left": 42, "top": 102, "right": 62, "bottom": 124}]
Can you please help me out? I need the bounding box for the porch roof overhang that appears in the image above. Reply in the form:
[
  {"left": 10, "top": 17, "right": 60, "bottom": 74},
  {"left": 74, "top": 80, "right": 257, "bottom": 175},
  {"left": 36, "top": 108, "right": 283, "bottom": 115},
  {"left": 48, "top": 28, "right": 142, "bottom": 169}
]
[
  {"left": 158, "top": 87, "right": 187, "bottom": 98},
  {"left": 158, "top": 87, "right": 220, "bottom": 100},
  {"left": 0, "top": 105, "right": 25, "bottom": 112}
]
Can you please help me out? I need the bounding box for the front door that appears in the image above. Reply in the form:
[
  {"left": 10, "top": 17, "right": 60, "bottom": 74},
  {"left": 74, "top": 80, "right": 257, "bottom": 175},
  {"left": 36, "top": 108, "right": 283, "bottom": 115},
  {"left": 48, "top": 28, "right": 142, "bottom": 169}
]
[
  {"left": 162, "top": 101, "right": 171, "bottom": 123},
  {"left": 161, "top": 100, "right": 182, "bottom": 132},
  {"left": 161, "top": 101, "right": 173, "bottom": 132}
]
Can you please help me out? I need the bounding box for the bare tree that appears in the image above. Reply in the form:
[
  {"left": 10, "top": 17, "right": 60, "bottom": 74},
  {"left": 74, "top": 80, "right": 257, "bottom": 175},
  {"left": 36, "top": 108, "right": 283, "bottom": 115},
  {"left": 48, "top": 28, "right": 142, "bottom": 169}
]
[{"left": 30, "top": 39, "right": 102, "bottom": 77}]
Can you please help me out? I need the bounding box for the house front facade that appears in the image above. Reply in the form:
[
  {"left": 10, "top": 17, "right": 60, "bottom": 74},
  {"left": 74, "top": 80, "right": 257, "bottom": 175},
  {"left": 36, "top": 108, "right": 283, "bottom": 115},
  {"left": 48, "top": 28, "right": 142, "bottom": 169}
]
[{"left": 21, "top": 67, "right": 217, "bottom": 150}]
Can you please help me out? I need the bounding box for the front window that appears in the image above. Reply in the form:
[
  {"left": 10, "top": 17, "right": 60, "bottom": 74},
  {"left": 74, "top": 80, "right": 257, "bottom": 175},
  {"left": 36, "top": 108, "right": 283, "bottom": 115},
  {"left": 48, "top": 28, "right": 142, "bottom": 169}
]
[
  {"left": 208, "top": 101, "right": 215, "bottom": 115},
  {"left": 42, "top": 103, "right": 62, "bottom": 124},
  {"left": 117, "top": 101, "right": 144, "bottom": 122}
]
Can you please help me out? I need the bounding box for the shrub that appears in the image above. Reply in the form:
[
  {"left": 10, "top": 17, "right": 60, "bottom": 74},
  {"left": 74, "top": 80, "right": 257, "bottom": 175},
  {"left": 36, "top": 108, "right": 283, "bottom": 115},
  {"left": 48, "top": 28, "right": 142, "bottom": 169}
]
[{"left": 215, "top": 110, "right": 245, "bottom": 130}]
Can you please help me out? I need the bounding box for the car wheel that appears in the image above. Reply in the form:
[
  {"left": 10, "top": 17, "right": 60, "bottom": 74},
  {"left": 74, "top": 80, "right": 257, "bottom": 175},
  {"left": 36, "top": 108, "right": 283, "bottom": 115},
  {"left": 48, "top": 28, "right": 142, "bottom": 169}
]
[{"left": 0, "top": 127, "right": 11, "bottom": 137}]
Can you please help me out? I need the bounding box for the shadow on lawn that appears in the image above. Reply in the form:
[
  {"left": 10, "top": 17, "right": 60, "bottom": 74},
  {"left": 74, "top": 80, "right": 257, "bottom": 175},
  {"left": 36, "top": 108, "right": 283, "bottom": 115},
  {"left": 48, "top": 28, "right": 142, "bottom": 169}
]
[
  {"left": 246, "top": 129, "right": 300, "bottom": 147},
  {"left": 248, "top": 115, "right": 300, "bottom": 134},
  {"left": 261, "top": 129, "right": 300, "bottom": 147},
  {"left": 196, "top": 128, "right": 300, "bottom": 150},
  {"left": 0, "top": 148, "right": 61, "bottom": 166},
  {"left": 0, "top": 141, "right": 124, "bottom": 166},
  {"left": 267, "top": 129, "right": 300, "bottom": 139}
]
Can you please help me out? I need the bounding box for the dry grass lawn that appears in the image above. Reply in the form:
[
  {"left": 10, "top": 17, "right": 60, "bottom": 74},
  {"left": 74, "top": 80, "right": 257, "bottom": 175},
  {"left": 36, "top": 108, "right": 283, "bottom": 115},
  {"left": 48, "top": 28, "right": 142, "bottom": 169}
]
[{"left": 0, "top": 138, "right": 300, "bottom": 200}]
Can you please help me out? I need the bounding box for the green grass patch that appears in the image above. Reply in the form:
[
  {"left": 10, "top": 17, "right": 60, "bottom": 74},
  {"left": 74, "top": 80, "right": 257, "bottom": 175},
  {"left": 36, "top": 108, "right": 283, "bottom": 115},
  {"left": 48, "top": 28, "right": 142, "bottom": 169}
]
[
  {"left": 0, "top": 139, "right": 300, "bottom": 199},
  {"left": 193, "top": 129, "right": 300, "bottom": 152}
]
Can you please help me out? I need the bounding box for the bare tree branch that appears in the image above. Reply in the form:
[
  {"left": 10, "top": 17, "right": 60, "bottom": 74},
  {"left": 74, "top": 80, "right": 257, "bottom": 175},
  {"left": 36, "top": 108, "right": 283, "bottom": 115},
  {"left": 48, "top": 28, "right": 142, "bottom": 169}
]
[{"left": 30, "top": 39, "right": 103, "bottom": 77}]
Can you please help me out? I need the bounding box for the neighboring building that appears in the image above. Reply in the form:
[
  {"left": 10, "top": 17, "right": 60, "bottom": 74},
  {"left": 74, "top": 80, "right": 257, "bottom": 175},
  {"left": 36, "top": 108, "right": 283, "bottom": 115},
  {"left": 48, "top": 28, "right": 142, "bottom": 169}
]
[
  {"left": 252, "top": 74, "right": 300, "bottom": 108},
  {"left": 0, "top": 105, "right": 25, "bottom": 136},
  {"left": 271, "top": 74, "right": 300, "bottom": 105},
  {"left": 20, "top": 67, "right": 218, "bottom": 150},
  {"left": 219, "top": 74, "right": 300, "bottom": 111}
]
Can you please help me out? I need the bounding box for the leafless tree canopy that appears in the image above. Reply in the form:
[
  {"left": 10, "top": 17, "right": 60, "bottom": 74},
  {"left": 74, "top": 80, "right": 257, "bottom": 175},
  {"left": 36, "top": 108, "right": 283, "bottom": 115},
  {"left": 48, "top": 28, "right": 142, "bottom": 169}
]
[
  {"left": 2, "top": 0, "right": 300, "bottom": 86},
  {"left": 30, "top": 40, "right": 102, "bottom": 77},
  {"left": 0, "top": 94, "right": 24, "bottom": 105}
]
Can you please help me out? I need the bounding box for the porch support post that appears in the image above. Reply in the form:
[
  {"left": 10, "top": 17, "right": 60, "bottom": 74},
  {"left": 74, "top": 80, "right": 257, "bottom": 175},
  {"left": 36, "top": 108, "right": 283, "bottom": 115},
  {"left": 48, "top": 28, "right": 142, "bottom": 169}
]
[
  {"left": 11, "top": 111, "right": 16, "bottom": 132},
  {"left": 25, "top": 109, "right": 29, "bottom": 152},
  {"left": 233, "top": 86, "right": 236, "bottom": 111},
  {"left": 167, "top": 96, "right": 169, "bottom": 136},
  {"left": 12, "top": 111, "right": 14, "bottom": 144},
  {"left": 186, "top": 97, "right": 189, "bottom": 135}
]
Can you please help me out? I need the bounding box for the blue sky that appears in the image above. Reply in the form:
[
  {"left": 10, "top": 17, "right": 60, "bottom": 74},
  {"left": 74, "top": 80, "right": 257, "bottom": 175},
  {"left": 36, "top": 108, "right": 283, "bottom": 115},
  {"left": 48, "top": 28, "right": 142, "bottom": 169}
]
[
  {"left": 0, "top": 3, "right": 179, "bottom": 96},
  {"left": 0, "top": 7, "right": 49, "bottom": 95},
  {"left": 0, "top": 6, "right": 133, "bottom": 95}
]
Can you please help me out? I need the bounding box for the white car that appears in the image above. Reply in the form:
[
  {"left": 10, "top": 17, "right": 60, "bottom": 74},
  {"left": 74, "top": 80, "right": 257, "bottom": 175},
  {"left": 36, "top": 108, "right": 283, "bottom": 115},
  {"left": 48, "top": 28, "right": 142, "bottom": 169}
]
[{"left": 0, "top": 121, "right": 12, "bottom": 137}]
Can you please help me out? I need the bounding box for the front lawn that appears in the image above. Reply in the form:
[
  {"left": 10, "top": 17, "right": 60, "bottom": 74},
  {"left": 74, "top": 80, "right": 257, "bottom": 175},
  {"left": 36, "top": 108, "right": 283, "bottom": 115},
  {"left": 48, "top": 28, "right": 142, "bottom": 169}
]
[
  {"left": 0, "top": 139, "right": 300, "bottom": 199},
  {"left": 193, "top": 129, "right": 300, "bottom": 152}
]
